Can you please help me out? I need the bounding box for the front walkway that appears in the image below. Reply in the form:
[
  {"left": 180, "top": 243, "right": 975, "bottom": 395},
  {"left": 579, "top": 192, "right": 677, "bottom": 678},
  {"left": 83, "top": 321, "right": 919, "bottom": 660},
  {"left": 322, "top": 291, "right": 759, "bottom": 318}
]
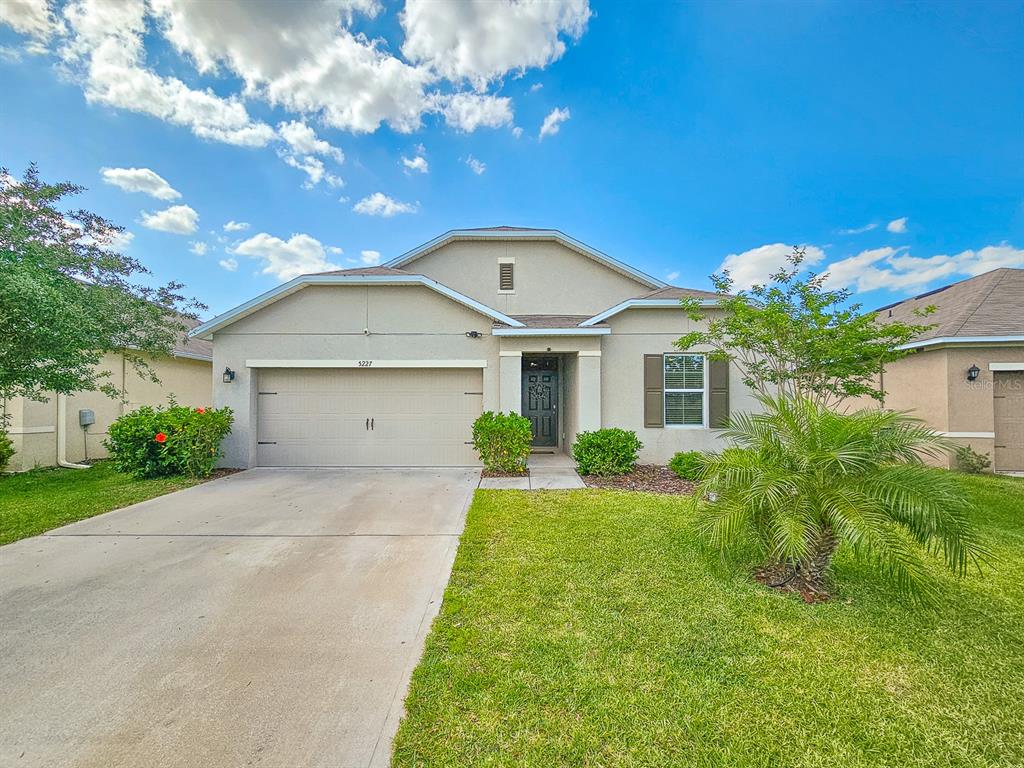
[
  {"left": 0, "top": 467, "right": 478, "bottom": 768},
  {"left": 478, "top": 452, "right": 585, "bottom": 490}
]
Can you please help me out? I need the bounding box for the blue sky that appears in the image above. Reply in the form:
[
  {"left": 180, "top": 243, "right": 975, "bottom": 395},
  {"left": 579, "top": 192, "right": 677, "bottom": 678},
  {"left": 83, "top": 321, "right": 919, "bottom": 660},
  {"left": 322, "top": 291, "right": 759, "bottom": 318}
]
[{"left": 2, "top": 0, "right": 1022, "bottom": 317}]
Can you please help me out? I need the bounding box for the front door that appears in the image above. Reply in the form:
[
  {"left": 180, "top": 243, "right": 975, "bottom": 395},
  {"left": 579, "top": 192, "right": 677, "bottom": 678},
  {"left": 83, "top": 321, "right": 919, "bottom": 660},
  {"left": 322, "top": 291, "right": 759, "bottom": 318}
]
[{"left": 522, "top": 358, "right": 559, "bottom": 447}]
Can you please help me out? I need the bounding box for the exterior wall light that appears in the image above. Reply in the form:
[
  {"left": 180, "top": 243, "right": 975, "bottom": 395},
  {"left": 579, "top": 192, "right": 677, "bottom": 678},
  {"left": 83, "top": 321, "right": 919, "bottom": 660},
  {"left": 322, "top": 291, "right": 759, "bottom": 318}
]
[
  {"left": 222, "top": 367, "right": 236, "bottom": 383},
  {"left": 966, "top": 364, "right": 980, "bottom": 382}
]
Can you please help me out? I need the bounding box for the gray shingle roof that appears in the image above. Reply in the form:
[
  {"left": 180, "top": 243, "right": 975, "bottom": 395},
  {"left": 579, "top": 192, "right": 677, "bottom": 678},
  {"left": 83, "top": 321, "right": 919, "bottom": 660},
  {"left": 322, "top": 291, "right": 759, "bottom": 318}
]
[
  {"left": 877, "top": 268, "right": 1024, "bottom": 341},
  {"left": 638, "top": 285, "right": 723, "bottom": 301},
  {"left": 310, "top": 266, "right": 413, "bottom": 276},
  {"left": 493, "top": 314, "right": 608, "bottom": 329}
]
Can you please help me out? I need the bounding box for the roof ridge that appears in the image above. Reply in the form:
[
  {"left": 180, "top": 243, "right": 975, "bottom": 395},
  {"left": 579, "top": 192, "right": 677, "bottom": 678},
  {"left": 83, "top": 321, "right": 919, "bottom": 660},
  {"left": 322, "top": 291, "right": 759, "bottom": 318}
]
[{"left": 948, "top": 269, "right": 1005, "bottom": 336}]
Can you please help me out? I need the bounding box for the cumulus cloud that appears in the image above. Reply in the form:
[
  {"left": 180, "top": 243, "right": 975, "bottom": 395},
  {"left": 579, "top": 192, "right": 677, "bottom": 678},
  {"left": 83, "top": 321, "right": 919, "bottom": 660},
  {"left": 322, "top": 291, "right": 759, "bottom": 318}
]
[
  {"left": 353, "top": 192, "right": 418, "bottom": 217},
  {"left": 189, "top": 241, "right": 208, "bottom": 256},
  {"left": 402, "top": 154, "right": 429, "bottom": 174},
  {"left": 101, "top": 166, "right": 180, "bottom": 200},
  {"left": 823, "top": 243, "right": 1023, "bottom": 293},
  {"left": 465, "top": 155, "right": 486, "bottom": 175},
  {"left": 0, "top": 0, "right": 59, "bottom": 51},
  {"left": 718, "top": 243, "right": 827, "bottom": 290},
  {"left": 887, "top": 217, "right": 908, "bottom": 234},
  {"left": 530, "top": 82, "right": 543, "bottom": 92},
  {"left": 281, "top": 153, "right": 344, "bottom": 189},
  {"left": 400, "top": 0, "right": 590, "bottom": 90},
  {"left": 223, "top": 220, "right": 249, "bottom": 232},
  {"left": 218, "top": 257, "right": 238, "bottom": 271},
  {"left": 360, "top": 250, "right": 382, "bottom": 265},
  {"left": 277, "top": 120, "right": 344, "bottom": 162},
  {"left": 539, "top": 106, "right": 570, "bottom": 139},
  {"left": 441, "top": 92, "right": 514, "bottom": 132},
  {"left": 512, "top": 126, "right": 524, "bottom": 139},
  {"left": 140, "top": 204, "right": 199, "bottom": 234},
  {"left": 666, "top": 270, "right": 680, "bottom": 282},
  {"left": 232, "top": 232, "right": 342, "bottom": 281}
]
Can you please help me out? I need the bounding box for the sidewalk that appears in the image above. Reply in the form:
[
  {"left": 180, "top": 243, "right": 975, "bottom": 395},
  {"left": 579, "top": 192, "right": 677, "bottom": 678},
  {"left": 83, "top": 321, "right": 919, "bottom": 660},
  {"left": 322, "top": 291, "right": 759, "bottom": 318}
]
[{"left": 478, "top": 452, "right": 585, "bottom": 490}]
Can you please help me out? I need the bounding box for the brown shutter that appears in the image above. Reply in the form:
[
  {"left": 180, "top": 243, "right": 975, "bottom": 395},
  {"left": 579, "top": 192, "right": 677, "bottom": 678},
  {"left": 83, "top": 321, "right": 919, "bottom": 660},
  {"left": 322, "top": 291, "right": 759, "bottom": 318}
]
[
  {"left": 499, "top": 262, "right": 514, "bottom": 291},
  {"left": 708, "top": 358, "right": 730, "bottom": 428},
  {"left": 644, "top": 354, "right": 664, "bottom": 428}
]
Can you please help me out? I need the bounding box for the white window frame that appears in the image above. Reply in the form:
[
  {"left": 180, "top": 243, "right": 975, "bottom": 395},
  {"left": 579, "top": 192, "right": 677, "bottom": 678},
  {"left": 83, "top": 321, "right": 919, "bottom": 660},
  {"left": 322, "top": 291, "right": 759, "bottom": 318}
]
[{"left": 663, "top": 353, "right": 707, "bottom": 428}]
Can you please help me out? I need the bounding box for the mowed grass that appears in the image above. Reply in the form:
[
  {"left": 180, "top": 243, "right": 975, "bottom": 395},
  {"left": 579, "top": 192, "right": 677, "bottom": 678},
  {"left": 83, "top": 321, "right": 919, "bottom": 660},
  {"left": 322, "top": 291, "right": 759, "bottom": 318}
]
[
  {"left": 0, "top": 461, "right": 205, "bottom": 545},
  {"left": 393, "top": 473, "right": 1024, "bottom": 768}
]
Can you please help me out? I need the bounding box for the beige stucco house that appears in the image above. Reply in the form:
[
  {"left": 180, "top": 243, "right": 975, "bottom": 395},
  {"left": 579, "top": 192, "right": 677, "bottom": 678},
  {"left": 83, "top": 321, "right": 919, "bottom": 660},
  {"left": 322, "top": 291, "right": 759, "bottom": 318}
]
[
  {"left": 192, "top": 227, "right": 756, "bottom": 468},
  {"left": 3, "top": 328, "right": 213, "bottom": 473},
  {"left": 871, "top": 268, "right": 1024, "bottom": 473}
]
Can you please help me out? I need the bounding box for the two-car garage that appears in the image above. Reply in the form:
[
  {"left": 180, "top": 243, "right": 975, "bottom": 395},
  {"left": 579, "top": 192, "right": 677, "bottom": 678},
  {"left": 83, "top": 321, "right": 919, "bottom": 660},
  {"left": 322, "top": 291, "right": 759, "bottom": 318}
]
[{"left": 255, "top": 366, "right": 484, "bottom": 467}]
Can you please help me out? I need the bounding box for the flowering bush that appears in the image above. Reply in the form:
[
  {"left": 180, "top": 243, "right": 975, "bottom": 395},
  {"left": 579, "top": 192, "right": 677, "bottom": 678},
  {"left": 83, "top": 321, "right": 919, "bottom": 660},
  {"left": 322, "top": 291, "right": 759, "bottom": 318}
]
[{"left": 105, "top": 403, "right": 233, "bottom": 478}]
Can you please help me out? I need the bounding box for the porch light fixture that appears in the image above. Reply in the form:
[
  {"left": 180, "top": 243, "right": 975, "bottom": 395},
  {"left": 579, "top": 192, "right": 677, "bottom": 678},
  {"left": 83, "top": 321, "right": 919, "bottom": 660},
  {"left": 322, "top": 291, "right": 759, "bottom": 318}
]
[
  {"left": 222, "top": 367, "right": 236, "bottom": 383},
  {"left": 966, "top": 364, "right": 980, "bottom": 382}
]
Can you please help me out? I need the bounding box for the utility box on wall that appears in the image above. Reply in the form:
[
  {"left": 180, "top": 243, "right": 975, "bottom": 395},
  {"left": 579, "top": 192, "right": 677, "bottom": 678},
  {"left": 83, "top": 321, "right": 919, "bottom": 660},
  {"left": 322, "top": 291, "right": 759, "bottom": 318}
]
[{"left": 78, "top": 409, "right": 95, "bottom": 428}]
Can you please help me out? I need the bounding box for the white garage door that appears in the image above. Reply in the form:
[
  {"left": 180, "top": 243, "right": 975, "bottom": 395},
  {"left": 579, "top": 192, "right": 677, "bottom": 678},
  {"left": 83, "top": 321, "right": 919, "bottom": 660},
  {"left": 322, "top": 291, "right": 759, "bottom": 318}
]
[{"left": 256, "top": 368, "right": 483, "bottom": 466}]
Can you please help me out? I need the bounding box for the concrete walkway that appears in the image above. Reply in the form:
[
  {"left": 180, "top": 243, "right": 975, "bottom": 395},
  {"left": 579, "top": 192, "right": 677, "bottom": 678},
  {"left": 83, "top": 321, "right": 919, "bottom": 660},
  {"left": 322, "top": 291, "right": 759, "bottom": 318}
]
[
  {"left": 478, "top": 452, "right": 585, "bottom": 490},
  {"left": 0, "top": 467, "right": 478, "bottom": 768}
]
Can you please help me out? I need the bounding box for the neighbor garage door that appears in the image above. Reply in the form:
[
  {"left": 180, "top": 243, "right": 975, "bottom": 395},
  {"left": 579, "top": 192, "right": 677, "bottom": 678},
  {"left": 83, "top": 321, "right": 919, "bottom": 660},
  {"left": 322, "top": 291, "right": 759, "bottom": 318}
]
[{"left": 256, "top": 368, "right": 483, "bottom": 466}]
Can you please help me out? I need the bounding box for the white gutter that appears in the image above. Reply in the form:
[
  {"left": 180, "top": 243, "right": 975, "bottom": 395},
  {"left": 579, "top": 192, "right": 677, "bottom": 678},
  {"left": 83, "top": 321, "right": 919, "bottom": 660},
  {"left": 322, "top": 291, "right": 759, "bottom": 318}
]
[
  {"left": 56, "top": 393, "right": 88, "bottom": 469},
  {"left": 492, "top": 327, "right": 611, "bottom": 336},
  {"left": 896, "top": 335, "right": 1024, "bottom": 350},
  {"left": 580, "top": 298, "right": 720, "bottom": 327}
]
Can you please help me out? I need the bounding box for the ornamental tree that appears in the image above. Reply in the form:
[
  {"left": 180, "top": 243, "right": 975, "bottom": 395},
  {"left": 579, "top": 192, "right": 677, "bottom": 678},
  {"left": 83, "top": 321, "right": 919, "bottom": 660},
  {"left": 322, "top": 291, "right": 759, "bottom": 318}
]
[
  {"left": 0, "top": 164, "right": 203, "bottom": 404},
  {"left": 675, "top": 248, "right": 935, "bottom": 408}
]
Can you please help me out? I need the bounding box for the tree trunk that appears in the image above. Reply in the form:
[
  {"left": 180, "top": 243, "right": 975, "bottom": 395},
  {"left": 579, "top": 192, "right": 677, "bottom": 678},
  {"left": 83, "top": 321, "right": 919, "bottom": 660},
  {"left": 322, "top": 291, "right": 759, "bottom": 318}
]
[{"left": 800, "top": 526, "right": 839, "bottom": 589}]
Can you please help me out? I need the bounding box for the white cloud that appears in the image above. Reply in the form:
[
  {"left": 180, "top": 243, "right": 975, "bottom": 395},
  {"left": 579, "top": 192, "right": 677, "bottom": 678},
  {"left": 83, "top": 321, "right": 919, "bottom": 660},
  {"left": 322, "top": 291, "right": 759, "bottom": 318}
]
[
  {"left": 218, "top": 257, "right": 238, "bottom": 271},
  {"left": 277, "top": 120, "right": 344, "bottom": 162},
  {"left": 887, "top": 217, "right": 908, "bottom": 234},
  {"left": 512, "top": 126, "right": 523, "bottom": 139},
  {"left": 718, "top": 243, "right": 827, "bottom": 290},
  {"left": 465, "top": 155, "right": 486, "bottom": 175},
  {"left": 441, "top": 92, "right": 513, "bottom": 132},
  {"left": 59, "top": 0, "right": 276, "bottom": 147},
  {"left": 539, "top": 106, "right": 570, "bottom": 139},
  {"left": 139, "top": 204, "right": 199, "bottom": 234},
  {"left": 400, "top": 0, "right": 591, "bottom": 90},
  {"left": 189, "top": 241, "right": 208, "bottom": 256},
  {"left": 666, "top": 270, "right": 680, "bottom": 282},
  {"left": 823, "top": 243, "right": 1023, "bottom": 293},
  {"left": 0, "top": 0, "right": 59, "bottom": 46},
  {"left": 326, "top": 245, "right": 344, "bottom": 255},
  {"left": 280, "top": 153, "right": 344, "bottom": 189},
  {"left": 402, "top": 154, "right": 429, "bottom": 174},
  {"left": 100, "top": 166, "right": 181, "bottom": 200},
  {"left": 530, "top": 82, "right": 543, "bottom": 92},
  {"left": 360, "top": 249, "right": 382, "bottom": 265},
  {"left": 838, "top": 222, "right": 877, "bottom": 235},
  {"left": 353, "top": 192, "right": 418, "bottom": 217},
  {"left": 232, "top": 232, "right": 342, "bottom": 281},
  {"left": 223, "top": 220, "right": 249, "bottom": 232}
]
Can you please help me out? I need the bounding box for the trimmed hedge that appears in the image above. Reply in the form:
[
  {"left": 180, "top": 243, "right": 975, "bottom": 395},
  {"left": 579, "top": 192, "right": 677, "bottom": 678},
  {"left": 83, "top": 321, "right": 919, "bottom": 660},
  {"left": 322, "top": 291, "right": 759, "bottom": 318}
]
[
  {"left": 572, "top": 428, "right": 643, "bottom": 476},
  {"left": 105, "top": 404, "right": 233, "bottom": 479},
  {"left": 669, "top": 450, "right": 704, "bottom": 481},
  {"left": 472, "top": 411, "right": 533, "bottom": 474}
]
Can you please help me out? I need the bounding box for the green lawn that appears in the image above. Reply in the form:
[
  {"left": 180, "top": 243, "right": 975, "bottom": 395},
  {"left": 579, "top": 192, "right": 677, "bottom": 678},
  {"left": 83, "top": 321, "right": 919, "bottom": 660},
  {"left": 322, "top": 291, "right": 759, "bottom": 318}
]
[
  {"left": 0, "top": 461, "right": 206, "bottom": 545},
  {"left": 393, "top": 473, "right": 1024, "bottom": 767}
]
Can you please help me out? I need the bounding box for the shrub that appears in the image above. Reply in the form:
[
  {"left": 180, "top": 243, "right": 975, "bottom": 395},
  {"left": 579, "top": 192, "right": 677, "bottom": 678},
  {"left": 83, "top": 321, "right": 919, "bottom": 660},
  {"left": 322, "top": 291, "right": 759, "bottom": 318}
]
[
  {"left": 954, "top": 444, "right": 991, "bottom": 474},
  {"left": 669, "top": 450, "right": 704, "bottom": 481},
  {"left": 572, "top": 428, "right": 643, "bottom": 476},
  {"left": 0, "top": 429, "right": 14, "bottom": 472},
  {"left": 472, "top": 411, "right": 532, "bottom": 473},
  {"left": 105, "top": 403, "right": 233, "bottom": 479}
]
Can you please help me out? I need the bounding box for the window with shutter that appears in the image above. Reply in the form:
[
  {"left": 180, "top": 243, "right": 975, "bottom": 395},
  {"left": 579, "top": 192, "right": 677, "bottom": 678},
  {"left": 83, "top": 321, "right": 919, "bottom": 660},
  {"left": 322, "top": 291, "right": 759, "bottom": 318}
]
[{"left": 498, "top": 262, "right": 514, "bottom": 292}]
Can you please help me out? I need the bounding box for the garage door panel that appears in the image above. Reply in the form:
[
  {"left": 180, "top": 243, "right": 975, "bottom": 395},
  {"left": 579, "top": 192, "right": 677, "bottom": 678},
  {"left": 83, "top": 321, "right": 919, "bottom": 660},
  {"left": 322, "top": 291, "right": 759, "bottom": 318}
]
[{"left": 257, "top": 368, "right": 482, "bottom": 466}]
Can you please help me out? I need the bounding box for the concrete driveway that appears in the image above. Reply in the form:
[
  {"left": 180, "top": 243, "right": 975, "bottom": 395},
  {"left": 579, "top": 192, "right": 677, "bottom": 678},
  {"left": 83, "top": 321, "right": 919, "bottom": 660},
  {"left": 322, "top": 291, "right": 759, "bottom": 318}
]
[{"left": 0, "top": 467, "right": 478, "bottom": 768}]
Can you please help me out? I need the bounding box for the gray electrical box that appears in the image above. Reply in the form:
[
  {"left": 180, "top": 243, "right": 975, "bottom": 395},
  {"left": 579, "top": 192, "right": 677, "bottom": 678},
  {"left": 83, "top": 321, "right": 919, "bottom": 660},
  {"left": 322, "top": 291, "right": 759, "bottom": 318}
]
[{"left": 79, "top": 409, "right": 95, "bottom": 427}]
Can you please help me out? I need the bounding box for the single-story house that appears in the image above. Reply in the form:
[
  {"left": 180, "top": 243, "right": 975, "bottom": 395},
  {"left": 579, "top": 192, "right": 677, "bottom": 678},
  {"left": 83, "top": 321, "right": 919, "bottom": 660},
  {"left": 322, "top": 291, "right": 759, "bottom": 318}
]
[
  {"left": 872, "top": 267, "right": 1024, "bottom": 472},
  {"left": 191, "top": 227, "right": 756, "bottom": 468},
  {"left": 3, "top": 323, "right": 213, "bottom": 472}
]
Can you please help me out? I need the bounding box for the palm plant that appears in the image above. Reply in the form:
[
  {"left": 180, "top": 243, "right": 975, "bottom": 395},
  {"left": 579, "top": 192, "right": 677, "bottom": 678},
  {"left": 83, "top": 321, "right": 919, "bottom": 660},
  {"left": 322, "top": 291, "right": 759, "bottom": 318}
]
[{"left": 692, "top": 394, "right": 988, "bottom": 600}]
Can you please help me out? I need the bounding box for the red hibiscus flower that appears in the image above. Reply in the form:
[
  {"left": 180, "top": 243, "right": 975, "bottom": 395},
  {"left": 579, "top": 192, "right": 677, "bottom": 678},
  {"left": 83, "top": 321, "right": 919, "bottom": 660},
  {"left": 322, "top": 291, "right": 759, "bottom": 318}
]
[
  {"left": 154, "top": 432, "right": 168, "bottom": 443},
  {"left": 195, "top": 407, "right": 206, "bottom": 414}
]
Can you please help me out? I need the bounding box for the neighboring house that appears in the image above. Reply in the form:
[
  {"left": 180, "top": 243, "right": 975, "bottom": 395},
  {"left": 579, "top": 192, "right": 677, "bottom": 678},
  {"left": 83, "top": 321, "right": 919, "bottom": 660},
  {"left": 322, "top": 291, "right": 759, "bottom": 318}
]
[
  {"left": 191, "top": 227, "right": 756, "bottom": 468},
  {"left": 3, "top": 322, "right": 213, "bottom": 472},
  {"left": 872, "top": 268, "right": 1024, "bottom": 473}
]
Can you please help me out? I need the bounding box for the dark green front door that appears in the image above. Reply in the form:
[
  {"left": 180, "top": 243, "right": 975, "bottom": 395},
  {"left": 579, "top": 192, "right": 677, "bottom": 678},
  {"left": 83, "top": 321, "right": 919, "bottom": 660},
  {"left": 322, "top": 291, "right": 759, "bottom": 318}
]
[{"left": 522, "top": 358, "right": 558, "bottom": 447}]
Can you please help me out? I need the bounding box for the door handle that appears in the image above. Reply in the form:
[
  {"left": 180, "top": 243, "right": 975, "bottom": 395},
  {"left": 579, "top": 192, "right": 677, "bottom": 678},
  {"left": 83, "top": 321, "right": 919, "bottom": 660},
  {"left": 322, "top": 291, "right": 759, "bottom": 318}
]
[
  {"left": 366, "top": 417, "right": 369, "bottom": 431},
  {"left": 371, "top": 418, "right": 375, "bottom": 430}
]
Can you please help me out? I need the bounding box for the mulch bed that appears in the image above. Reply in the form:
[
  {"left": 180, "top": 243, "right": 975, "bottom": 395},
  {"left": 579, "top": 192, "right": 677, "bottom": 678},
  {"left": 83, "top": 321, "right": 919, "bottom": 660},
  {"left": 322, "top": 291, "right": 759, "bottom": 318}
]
[
  {"left": 581, "top": 464, "right": 696, "bottom": 495},
  {"left": 753, "top": 563, "right": 832, "bottom": 604},
  {"left": 481, "top": 469, "right": 529, "bottom": 478}
]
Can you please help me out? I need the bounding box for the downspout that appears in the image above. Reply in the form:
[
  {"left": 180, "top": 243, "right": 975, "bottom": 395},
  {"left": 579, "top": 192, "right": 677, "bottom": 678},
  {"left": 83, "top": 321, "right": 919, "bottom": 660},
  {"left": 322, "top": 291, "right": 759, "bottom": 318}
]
[{"left": 56, "top": 393, "right": 89, "bottom": 469}]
